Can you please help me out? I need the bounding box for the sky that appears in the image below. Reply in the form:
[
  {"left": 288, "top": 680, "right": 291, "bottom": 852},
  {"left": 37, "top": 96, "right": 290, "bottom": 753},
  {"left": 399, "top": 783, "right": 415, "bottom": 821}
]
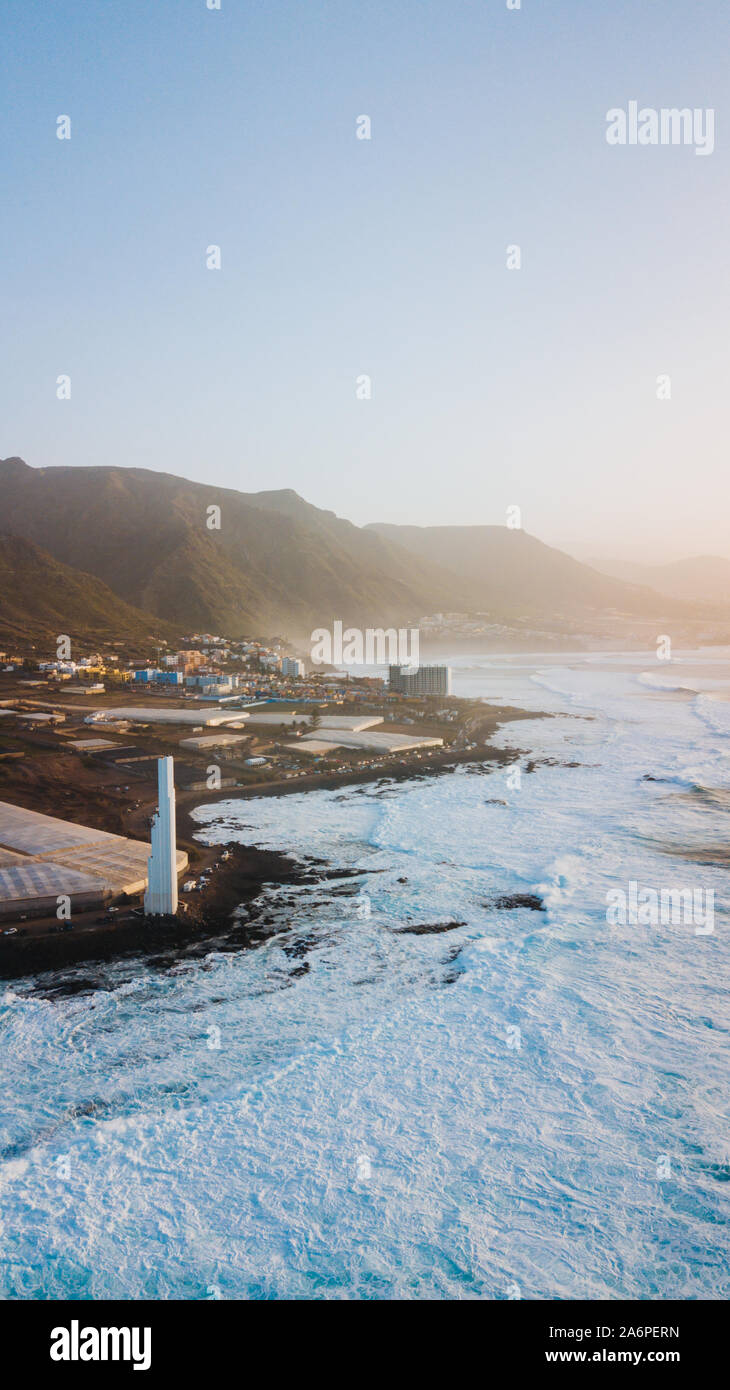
[{"left": 1, "top": 0, "right": 728, "bottom": 562}]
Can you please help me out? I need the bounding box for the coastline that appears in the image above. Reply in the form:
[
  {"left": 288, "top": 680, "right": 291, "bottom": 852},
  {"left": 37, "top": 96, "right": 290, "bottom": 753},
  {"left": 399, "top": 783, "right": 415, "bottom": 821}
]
[
  {"left": 0, "top": 843, "right": 318, "bottom": 981},
  {"left": 0, "top": 705, "right": 544, "bottom": 980},
  {"left": 174, "top": 728, "right": 532, "bottom": 832}
]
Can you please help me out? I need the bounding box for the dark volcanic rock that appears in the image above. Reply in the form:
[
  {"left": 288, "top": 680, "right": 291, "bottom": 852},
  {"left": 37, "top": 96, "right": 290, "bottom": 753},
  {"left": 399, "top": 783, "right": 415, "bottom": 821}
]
[
  {"left": 490, "top": 894, "right": 545, "bottom": 911},
  {"left": 394, "top": 920, "right": 466, "bottom": 935}
]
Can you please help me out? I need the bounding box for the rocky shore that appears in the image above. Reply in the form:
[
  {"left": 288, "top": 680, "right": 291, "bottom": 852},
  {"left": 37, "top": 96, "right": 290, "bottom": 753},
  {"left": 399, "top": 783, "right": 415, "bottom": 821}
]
[
  {"left": 0, "top": 842, "right": 360, "bottom": 980},
  {"left": 0, "top": 713, "right": 544, "bottom": 981}
]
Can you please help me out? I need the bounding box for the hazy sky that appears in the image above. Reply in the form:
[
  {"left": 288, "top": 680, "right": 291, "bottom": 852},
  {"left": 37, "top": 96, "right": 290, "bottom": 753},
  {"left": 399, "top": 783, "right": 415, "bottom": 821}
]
[{"left": 2, "top": 0, "right": 728, "bottom": 561}]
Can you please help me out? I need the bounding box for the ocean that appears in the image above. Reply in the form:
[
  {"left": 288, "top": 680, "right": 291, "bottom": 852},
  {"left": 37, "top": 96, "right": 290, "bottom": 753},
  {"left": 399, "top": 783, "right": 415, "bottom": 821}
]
[{"left": 1, "top": 648, "right": 729, "bottom": 1299}]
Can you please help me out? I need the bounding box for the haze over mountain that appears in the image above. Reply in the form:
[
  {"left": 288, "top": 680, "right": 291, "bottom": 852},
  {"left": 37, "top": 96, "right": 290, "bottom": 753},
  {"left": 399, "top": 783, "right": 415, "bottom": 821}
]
[
  {"left": 583, "top": 554, "right": 730, "bottom": 607},
  {"left": 0, "top": 533, "right": 176, "bottom": 646},
  {"left": 0, "top": 457, "right": 715, "bottom": 640},
  {"left": 365, "top": 523, "right": 679, "bottom": 619}
]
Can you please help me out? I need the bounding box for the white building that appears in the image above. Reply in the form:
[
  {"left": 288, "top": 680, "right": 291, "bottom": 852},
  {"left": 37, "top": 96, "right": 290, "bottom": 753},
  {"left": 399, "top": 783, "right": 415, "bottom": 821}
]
[
  {"left": 144, "top": 756, "right": 179, "bottom": 916},
  {"left": 281, "top": 657, "right": 305, "bottom": 678},
  {"left": 388, "top": 664, "right": 452, "bottom": 697}
]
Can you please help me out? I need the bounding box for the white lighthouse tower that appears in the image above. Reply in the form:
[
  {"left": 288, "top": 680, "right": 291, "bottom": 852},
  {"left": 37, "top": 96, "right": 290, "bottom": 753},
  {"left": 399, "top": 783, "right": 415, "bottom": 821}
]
[{"left": 144, "top": 756, "right": 179, "bottom": 916}]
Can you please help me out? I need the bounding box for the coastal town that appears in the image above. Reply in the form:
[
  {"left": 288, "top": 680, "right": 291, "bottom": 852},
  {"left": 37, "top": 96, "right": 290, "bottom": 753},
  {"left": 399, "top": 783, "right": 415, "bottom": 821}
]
[{"left": 0, "top": 631, "right": 531, "bottom": 973}]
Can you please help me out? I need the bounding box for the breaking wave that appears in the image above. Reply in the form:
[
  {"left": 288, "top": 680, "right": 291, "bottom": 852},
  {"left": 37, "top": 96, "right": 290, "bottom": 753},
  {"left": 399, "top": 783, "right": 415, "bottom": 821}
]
[{"left": 2, "top": 649, "right": 729, "bottom": 1299}]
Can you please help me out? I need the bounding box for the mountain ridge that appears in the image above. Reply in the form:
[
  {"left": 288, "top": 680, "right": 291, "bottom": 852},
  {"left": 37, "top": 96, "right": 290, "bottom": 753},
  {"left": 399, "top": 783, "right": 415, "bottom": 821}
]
[
  {"left": 0, "top": 457, "right": 472, "bottom": 636},
  {"left": 365, "top": 521, "right": 685, "bottom": 619},
  {"left": 1, "top": 456, "right": 716, "bottom": 638}
]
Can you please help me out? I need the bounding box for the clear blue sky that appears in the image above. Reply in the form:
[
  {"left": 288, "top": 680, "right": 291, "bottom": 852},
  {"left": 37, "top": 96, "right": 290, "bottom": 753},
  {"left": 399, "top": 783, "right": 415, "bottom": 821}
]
[{"left": 2, "top": 0, "right": 728, "bottom": 560}]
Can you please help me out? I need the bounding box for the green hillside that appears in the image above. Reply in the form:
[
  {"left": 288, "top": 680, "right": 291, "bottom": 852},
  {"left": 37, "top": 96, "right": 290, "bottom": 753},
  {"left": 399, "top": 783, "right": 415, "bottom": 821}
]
[{"left": 0, "top": 531, "right": 178, "bottom": 646}]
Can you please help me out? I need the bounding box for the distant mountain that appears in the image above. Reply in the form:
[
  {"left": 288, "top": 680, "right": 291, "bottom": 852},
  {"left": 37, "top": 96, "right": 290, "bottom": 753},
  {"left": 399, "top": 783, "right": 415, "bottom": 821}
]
[
  {"left": 366, "top": 523, "right": 673, "bottom": 618},
  {"left": 0, "top": 532, "right": 176, "bottom": 645},
  {"left": 0, "top": 458, "right": 469, "bottom": 637},
  {"left": 585, "top": 553, "right": 730, "bottom": 606},
  {"left": 1, "top": 457, "right": 708, "bottom": 640}
]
